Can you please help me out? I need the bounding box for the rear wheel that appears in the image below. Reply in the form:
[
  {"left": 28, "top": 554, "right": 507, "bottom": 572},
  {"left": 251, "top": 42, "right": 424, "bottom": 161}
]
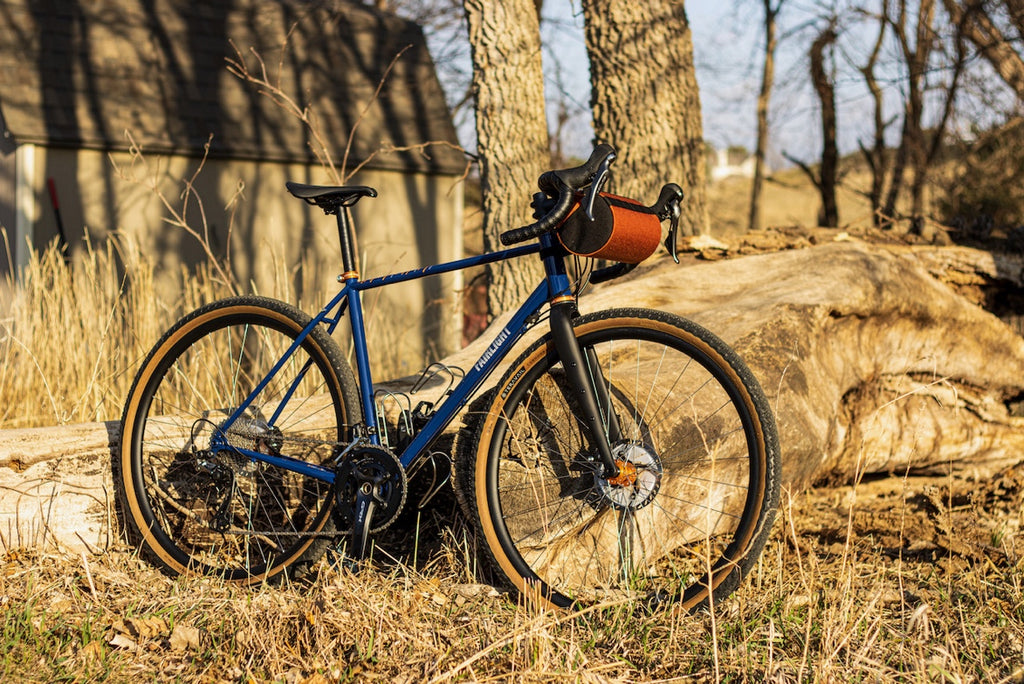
[
  {"left": 114, "top": 296, "right": 359, "bottom": 583},
  {"left": 461, "top": 308, "right": 780, "bottom": 610}
]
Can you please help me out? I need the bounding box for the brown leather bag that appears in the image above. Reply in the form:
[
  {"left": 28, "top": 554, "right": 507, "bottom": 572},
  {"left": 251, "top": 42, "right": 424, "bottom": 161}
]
[{"left": 557, "top": 192, "right": 661, "bottom": 263}]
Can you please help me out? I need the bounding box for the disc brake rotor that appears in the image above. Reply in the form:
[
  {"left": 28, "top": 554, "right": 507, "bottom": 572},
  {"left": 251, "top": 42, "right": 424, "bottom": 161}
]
[{"left": 597, "top": 442, "right": 663, "bottom": 510}]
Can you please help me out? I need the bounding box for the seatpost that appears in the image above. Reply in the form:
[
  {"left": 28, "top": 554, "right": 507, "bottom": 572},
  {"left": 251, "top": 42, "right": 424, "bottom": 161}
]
[{"left": 334, "top": 206, "right": 359, "bottom": 275}]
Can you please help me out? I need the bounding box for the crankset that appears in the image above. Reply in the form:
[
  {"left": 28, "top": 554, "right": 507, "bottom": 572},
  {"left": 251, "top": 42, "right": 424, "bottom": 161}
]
[{"left": 332, "top": 444, "right": 408, "bottom": 563}]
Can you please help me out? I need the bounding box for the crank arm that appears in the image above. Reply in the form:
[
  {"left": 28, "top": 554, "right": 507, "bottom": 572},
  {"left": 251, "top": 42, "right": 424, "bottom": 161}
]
[{"left": 348, "top": 484, "right": 378, "bottom": 566}]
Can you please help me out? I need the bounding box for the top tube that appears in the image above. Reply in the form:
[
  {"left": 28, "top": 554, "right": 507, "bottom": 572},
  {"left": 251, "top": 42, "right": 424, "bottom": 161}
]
[{"left": 352, "top": 243, "right": 542, "bottom": 291}]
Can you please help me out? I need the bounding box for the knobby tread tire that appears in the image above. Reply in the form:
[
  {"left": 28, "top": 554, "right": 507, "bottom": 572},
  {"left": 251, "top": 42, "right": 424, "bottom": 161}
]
[
  {"left": 454, "top": 307, "right": 780, "bottom": 611},
  {"left": 114, "top": 296, "right": 360, "bottom": 584}
]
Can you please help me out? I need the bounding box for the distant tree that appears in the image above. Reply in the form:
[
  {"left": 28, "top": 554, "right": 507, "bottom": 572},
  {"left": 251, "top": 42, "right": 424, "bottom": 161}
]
[
  {"left": 749, "top": 0, "right": 788, "bottom": 232},
  {"left": 942, "top": 0, "right": 1024, "bottom": 100},
  {"left": 582, "top": 0, "right": 708, "bottom": 236},
  {"left": 882, "top": 0, "right": 963, "bottom": 238},
  {"left": 785, "top": 22, "right": 840, "bottom": 228},
  {"left": 883, "top": 0, "right": 935, "bottom": 234},
  {"left": 856, "top": 0, "right": 893, "bottom": 227},
  {"left": 811, "top": 23, "right": 839, "bottom": 228}
]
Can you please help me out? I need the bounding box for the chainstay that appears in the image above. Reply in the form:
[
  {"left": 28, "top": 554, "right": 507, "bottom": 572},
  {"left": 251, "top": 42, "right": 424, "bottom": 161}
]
[{"left": 197, "top": 431, "right": 410, "bottom": 537}]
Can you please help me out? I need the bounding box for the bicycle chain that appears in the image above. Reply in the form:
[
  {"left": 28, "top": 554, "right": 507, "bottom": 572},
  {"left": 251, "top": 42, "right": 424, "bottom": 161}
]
[
  {"left": 210, "top": 427, "right": 409, "bottom": 537},
  {"left": 221, "top": 424, "right": 349, "bottom": 453}
]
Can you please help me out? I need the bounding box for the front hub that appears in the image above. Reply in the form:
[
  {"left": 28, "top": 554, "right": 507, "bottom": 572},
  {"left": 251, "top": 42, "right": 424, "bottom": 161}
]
[{"left": 597, "top": 442, "right": 662, "bottom": 510}]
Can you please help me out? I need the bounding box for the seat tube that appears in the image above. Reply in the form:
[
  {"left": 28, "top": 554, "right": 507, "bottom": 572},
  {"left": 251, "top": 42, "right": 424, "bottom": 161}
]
[
  {"left": 540, "top": 234, "right": 620, "bottom": 479},
  {"left": 331, "top": 205, "right": 381, "bottom": 442},
  {"left": 344, "top": 279, "right": 380, "bottom": 445}
]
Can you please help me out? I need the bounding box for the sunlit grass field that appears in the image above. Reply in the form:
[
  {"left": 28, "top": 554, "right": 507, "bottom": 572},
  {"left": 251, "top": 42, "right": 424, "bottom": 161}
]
[
  {"left": 2, "top": 478, "right": 1021, "bottom": 682},
  {"left": 1, "top": 204, "right": 1023, "bottom": 681}
]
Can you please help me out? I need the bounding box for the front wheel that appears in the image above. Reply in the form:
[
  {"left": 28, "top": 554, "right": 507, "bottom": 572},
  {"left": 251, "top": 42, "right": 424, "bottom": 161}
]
[
  {"left": 114, "top": 296, "right": 360, "bottom": 583},
  {"left": 460, "top": 309, "right": 780, "bottom": 610}
]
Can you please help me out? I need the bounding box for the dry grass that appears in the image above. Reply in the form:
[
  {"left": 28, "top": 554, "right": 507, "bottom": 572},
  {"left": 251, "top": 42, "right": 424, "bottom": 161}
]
[
  {"left": 0, "top": 236, "right": 415, "bottom": 431},
  {"left": 2, "top": 178, "right": 1024, "bottom": 681},
  {"left": 707, "top": 163, "right": 933, "bottom": 238},
  {"left": 0, "top": 236, "right": 242, "bottom": 430},
  {"left": 1, "top": 471, "right": 1022, "bottom": 682}
]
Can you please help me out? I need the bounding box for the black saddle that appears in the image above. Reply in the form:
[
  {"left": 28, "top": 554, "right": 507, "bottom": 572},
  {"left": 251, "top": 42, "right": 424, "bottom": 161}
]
[{"left": 286, "top": 182, "right": 377, "bottom": 214}]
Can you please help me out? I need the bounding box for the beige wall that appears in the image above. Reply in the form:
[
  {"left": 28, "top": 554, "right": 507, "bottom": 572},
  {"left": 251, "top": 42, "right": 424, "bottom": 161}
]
[{"left": 11, "top": 146, "right": 463, "bottom": 377}]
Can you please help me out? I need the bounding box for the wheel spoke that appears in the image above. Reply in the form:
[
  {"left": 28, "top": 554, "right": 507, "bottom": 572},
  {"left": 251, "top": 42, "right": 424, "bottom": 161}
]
[
  {"left": 117, "top": 299, "right": 355, "bottom": 583},
  {"left": 468, "top": 311, "right": 779, "bottom": 609}
]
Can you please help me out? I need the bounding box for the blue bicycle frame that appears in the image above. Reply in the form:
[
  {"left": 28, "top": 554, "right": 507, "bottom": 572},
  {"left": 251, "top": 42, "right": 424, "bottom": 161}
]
[{"left": 207, "top": 232, "right": 576, "bottom": 485}]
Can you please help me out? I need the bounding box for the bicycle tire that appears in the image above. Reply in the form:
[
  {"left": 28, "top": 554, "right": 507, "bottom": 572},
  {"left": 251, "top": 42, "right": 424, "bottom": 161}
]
[
  {"left": 114, "top": 296, "right": 359, "bottom": 583},
  {"left": 457, "top": 308, "right": 780, "bottom": 610}
]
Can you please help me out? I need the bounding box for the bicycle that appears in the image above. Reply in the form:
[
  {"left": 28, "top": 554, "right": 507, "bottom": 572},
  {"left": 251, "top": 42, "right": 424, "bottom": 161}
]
[{"left": 114, "top": 144, "right": 781, "bottom": 611}]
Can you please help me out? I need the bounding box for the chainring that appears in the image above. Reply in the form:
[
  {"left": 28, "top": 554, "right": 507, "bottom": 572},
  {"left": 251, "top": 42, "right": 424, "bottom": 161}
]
[{"left": 333, "top": 445, "right": 408, "bottom": 534}]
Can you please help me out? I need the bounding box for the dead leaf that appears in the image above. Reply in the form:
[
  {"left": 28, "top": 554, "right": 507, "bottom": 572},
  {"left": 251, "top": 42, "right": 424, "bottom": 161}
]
[
  {"left": 79, "top": 640, "right": 105, "bottom": 663},
  {"left": 169, "top": 624, "right": 201, "bottom": 652},
  {"left": 453, "top": 584, "right": 489, "bottom": 599},
  {"left": 129, "top": 616, "right": 169, "bottom": 639},
  {"left": 108, "top": 633, "right": 140, "bottom": 652},
  {"left": 299, "top": 674, "right": 331, "bottom": 684}
]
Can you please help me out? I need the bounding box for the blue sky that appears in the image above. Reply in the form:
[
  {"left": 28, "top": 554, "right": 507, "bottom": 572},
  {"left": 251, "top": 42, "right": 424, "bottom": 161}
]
[
  {"left": 425, "top": 1, "right": 1012, "bottom": 169},
  {"left": 534, "top": 0, "right": 859, "bottom": 165}
]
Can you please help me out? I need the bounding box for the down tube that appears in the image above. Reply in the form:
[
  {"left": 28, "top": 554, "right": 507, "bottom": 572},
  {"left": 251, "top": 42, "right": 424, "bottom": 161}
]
[{"left": 397, "top": 281, "right": 553, "bottom": 468}]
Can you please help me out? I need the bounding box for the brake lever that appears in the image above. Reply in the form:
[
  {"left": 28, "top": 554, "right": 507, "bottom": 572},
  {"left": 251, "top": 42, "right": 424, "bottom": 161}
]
[
  {"left": 665, "top": 201, "right": 681, "bottom": 264},
  {"left": 583, "top": 154, "right": 615, "bottom": 221},
  {"left": 530, "top": 191, "right": 556, "bottom": 221}
]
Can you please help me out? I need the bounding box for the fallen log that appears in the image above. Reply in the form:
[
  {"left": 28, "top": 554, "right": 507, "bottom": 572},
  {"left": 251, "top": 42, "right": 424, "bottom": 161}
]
[{"left": 3, "top": 240, "right": 1023, "bottom": 552}]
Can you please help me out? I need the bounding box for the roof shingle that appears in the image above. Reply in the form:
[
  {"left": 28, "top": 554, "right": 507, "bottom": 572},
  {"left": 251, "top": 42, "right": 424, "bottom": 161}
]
[{"left": 0, "top": 0, "right": 464, "bottom": 175}]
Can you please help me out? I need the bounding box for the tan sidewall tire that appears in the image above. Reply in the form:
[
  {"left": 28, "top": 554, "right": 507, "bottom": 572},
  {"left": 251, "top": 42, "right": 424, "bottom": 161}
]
[
  {"left": 117, "top": 298, "right": 355, "bottom": 583},
  {"left": 469, "top": 310, "right": 778, "bottom": 610}
]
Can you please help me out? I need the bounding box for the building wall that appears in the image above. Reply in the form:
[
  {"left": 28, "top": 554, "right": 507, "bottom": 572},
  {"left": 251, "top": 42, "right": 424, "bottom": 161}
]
[
  {"left": 0, "top": 144, "right": 14, "bottom": 271},
  {"left": 10, "top": 145, "right": 464, "bottom": 378}
]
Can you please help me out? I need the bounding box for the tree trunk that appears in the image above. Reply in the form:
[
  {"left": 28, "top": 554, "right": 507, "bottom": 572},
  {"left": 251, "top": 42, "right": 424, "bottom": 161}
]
[
  {"left": 582, "top": 0, "right": 708, "bottom": 237},
  {"left": 810, "top": 24, "right": 839, "bottom": 228},
  {"left": 750, "top": 0, "right": 780, "bottom": 233},
  {"left": 464, "top": 0, "right": 550, "bottom": 316},
  {"left": 944, "top": 0, "right": 1024, "bottom": 100},
  {"left": 883, "top": 117, "right": 908, "bottom": 225},
  {"left": 906, "top": 0, "right": 935, "bottom": 235},
  {"left": 884, "top": 0, "right": 936, "bottom": 234},
  {"left": 858, "top": 0, "right": 889, "bottom": 227}
]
